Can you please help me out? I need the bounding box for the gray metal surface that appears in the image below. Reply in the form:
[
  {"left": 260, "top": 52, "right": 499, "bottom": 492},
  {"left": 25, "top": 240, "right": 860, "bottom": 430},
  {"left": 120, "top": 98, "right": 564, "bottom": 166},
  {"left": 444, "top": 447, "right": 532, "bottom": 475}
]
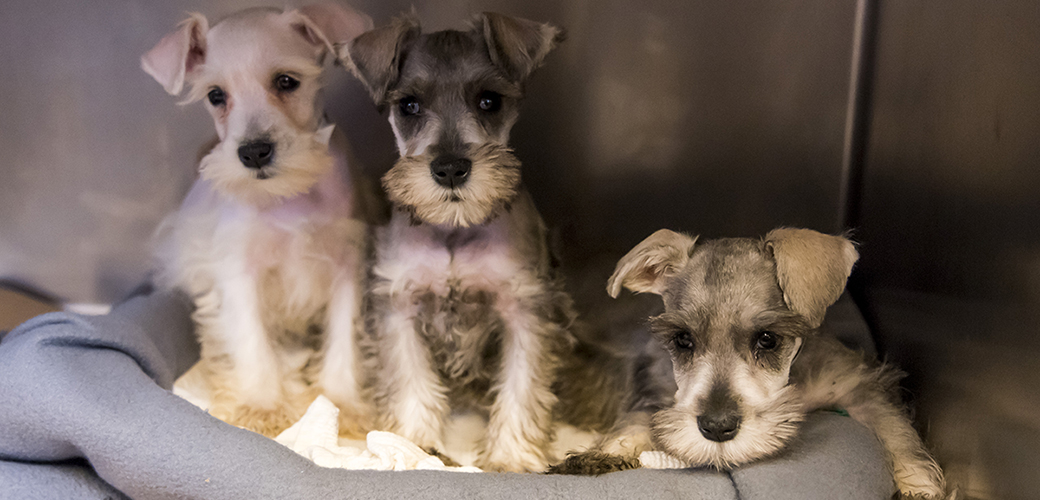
[{"left": 856, "top": 1, "right": 1040, "bottom": 498}]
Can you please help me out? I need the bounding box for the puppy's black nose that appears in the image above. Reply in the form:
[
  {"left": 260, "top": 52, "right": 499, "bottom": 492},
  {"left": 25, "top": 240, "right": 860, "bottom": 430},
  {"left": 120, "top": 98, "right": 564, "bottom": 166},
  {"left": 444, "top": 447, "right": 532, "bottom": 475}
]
[
  {"left": 238, "top": 141, "right": 274, "bottom": 169},
  {"left": 430, "top": 156, "right": 471, "bottom": 188},
  {"left": 697, "top": 412, "right": 742, "bottom": 442}
]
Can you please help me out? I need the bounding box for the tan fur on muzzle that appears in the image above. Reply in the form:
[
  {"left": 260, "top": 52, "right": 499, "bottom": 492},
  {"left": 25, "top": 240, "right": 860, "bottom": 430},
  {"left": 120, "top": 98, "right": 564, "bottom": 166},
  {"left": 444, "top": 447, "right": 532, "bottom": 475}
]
[{"left": 382, "top": 143, "right": 521, "bottom": 227}]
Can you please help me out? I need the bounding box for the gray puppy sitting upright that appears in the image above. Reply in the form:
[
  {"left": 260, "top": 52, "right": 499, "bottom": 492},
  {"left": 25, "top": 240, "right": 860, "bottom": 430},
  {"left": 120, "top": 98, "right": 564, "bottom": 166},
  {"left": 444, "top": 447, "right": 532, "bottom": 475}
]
[
  {"left": 342, "top": 13, "right": 577, "bottom": 472},
  {"left": 557, "top": 228, "right": 946, "bottom": 499}
]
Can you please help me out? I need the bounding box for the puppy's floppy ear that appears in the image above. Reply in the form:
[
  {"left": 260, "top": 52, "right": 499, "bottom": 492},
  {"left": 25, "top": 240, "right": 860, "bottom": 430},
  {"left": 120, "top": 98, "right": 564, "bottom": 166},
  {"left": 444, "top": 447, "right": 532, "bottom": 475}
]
[
  {"left": 475, "top": 12, "right": 565, "bottom": 83},
  {"left": 292, "top": 3, "right": 374, "bottom": 61},
  {"left": 608, "top": 229, "right": 698, "bottom": 298},
  {"left": 765, "top": 228, "right": 859, "bottom": 328},
  {"left": 341, "top": 13, "right": 421, "bottom": 104},
  {"left": 141, "top": 13, "right": 208, "bottom": 95}
]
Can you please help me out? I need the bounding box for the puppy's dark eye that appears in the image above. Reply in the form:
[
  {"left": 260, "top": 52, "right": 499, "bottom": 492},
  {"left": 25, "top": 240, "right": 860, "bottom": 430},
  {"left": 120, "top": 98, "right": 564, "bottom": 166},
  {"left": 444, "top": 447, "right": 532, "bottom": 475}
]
[
  {"left": 477, "top": 91, "right": 502, "bottom": 112},
  {"left": 673, "top": 331, "right": 695, "bottom": 351},
  {"left": 275, "top": 74, "right": 300, "bottom": 92},
  {"left": 754, "top": 331, "right": 779, "bottom": 351},
  {"left": 207, "top": 87, "right": 226, "bottom": 107},
  {"left": 399, "top": 96, "right": 421, "bottom": 116}
]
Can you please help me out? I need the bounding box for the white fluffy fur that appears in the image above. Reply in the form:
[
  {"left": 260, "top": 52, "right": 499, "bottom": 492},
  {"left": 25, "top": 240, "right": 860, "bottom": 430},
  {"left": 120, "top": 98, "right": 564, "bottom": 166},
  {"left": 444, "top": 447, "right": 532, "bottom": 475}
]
[{"left": 146, "top": 6, "right": 374, "bottom": 437}]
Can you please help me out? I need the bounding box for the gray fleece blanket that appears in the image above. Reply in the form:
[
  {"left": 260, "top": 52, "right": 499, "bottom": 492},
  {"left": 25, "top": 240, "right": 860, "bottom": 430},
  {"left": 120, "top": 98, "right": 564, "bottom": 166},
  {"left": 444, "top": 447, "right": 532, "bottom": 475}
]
[{"left": 0, "top": 289, "right": 894, "bottom": 499}]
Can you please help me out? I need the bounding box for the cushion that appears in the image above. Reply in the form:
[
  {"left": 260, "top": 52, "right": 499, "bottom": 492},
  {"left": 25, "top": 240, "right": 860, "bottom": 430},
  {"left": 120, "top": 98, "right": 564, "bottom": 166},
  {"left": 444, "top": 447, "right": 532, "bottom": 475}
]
[{"left": 0, "top": 288, "right": 893, "bottom": 499}]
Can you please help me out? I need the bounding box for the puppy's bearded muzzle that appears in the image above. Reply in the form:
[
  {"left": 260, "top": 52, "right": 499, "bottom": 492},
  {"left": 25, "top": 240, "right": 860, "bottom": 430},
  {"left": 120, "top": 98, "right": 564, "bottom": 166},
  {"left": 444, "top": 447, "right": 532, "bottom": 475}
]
[
  {"left": 650, "top": 387, "right": 805, "bottom": 470},
  {"left": 382, "top": 143, "right": 521, "bottom": 227},
  {"left": 199, "top": 125, "right": 335, "bottom": 206}
]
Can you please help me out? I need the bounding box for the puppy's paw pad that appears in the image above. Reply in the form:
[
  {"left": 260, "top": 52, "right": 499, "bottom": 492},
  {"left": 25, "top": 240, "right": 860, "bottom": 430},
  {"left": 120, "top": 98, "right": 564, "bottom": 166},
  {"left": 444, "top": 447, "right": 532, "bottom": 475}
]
[{"left": 546, "top": 452, "right": 641, "bottom": 475}]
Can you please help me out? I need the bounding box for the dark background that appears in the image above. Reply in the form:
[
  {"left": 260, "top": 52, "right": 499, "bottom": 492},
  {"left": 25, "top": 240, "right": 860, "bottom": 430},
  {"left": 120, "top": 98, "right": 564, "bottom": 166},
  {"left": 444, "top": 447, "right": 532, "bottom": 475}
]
[{"left": 1, "top": 1, "right": 1037, "bottom": 497}]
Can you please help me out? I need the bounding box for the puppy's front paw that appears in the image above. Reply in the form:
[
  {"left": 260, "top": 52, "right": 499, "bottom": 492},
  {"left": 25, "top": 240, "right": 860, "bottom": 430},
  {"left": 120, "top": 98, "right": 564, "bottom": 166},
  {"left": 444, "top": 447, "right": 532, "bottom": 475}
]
[
  {"left": 546, "top": 452, "right": 641, "bottom": 475},
  {"left": 222, "top": 403, "right": 300, "bottom": 438},
  {"left": 894, "top": 458, "right": 946, "bottom": 499}
]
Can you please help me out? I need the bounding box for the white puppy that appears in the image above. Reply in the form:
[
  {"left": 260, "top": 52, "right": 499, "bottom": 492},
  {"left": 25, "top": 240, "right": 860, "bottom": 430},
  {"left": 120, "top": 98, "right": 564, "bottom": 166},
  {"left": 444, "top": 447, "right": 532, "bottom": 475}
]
[{"left": 142, "top": 4, "right": 375, "bottom": 437}]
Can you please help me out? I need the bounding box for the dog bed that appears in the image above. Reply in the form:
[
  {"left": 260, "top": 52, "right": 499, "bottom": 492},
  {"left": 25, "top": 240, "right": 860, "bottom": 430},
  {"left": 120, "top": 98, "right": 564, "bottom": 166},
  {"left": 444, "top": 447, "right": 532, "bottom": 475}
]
[{"left": 0, "top": 288, "right": 895, "bottom": 499}]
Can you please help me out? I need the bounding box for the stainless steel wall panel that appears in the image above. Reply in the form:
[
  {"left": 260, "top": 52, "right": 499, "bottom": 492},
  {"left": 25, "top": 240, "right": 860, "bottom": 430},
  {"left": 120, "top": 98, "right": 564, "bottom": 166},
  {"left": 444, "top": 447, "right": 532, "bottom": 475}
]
[{"left": 857, "top": 1, "right": 1040, "bottom": 498}]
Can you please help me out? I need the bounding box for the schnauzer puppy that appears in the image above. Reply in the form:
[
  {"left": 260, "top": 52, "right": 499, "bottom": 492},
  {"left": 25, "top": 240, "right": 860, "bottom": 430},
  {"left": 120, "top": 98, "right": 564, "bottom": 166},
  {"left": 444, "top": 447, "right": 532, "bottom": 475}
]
[
  {"left": 555, "top": 228, "right": 945, "bottom": 499},
  {"left": 342, "top": 12, "right": 580, "bottom": 472},
  {"left": 143, "top": 4, "right": 375, "bottom": 437}
]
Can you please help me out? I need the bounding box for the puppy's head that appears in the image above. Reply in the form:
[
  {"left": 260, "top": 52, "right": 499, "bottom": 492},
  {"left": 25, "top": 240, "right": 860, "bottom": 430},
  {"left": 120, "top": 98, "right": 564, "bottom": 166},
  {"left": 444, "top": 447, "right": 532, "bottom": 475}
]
[
  {"left": 343, "top": 12, "right": 563, "bottom": 227},
  {"left": 608, "top": 228, "right": 858, "bottom": 468},
  {"left": 142, "top": 5, "right": 372, "bottom": 206}
]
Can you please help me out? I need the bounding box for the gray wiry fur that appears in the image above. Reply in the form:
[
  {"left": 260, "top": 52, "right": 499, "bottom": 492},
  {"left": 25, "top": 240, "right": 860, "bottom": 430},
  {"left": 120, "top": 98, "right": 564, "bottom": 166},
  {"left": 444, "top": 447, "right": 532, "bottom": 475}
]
[
  {"left": 555, "top": 228, "right": 947, "bottom": 499},
  {"left": 344, "top": 13, "right": 609, "bottom": 472}
]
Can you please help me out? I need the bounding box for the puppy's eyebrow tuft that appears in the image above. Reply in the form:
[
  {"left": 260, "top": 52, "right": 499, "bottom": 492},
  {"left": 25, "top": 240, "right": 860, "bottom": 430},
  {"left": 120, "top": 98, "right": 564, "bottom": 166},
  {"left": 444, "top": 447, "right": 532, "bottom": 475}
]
[
  {"left": 749, "top": 310, "right": 812, "bottom": 338},
  {"left": 649, "top": 311, "right": 700, "bottom": 339},
  {"left": 268, "top": 57, "right": 323, "bottom": 78}
]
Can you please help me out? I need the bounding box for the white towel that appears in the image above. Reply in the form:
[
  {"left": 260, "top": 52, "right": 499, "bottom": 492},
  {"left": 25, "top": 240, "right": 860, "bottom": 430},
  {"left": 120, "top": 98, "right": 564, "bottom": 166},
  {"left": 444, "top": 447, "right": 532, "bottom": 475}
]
[{"left": 275, "top": 395, "right": 483, "bottom": 472}]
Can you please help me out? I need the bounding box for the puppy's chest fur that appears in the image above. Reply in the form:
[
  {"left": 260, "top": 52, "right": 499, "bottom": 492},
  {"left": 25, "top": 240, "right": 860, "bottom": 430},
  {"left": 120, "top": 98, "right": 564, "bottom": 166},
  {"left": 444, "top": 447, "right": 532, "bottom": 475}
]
[
  {"left": 374, "top": 211, "right": 541, "bottom": 403},
  {"left": 168, "top": 182, "right": 362, "bottom": 336}
]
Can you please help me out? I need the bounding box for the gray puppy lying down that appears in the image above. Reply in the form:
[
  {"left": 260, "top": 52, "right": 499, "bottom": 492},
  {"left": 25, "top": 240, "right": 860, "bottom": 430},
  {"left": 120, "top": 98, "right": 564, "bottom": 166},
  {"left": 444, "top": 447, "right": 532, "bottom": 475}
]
[{"left": 552, "top": 228, "right": 946, "bottom": 500}]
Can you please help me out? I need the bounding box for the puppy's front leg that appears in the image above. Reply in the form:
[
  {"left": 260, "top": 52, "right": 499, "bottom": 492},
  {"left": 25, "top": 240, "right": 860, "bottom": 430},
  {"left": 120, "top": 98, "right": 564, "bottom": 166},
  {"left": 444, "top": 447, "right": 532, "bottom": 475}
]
[
  {"left": 479, "top": 292, "right": 557, "bottom": 472},
  {"left": 320, "top": 259, "right": 374, "bottom": 439},
  {"left": 843, "top": 381, "right": 946, "bottom": 499},
  {"left": 378, "top": 295, "right": 450, "bottom": 453},
  {"left": 799, "top": 341, "right": 946, "bottom": 499},
  {"left": 209, "top": 269, "right": 296, "bottom": 437}
]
